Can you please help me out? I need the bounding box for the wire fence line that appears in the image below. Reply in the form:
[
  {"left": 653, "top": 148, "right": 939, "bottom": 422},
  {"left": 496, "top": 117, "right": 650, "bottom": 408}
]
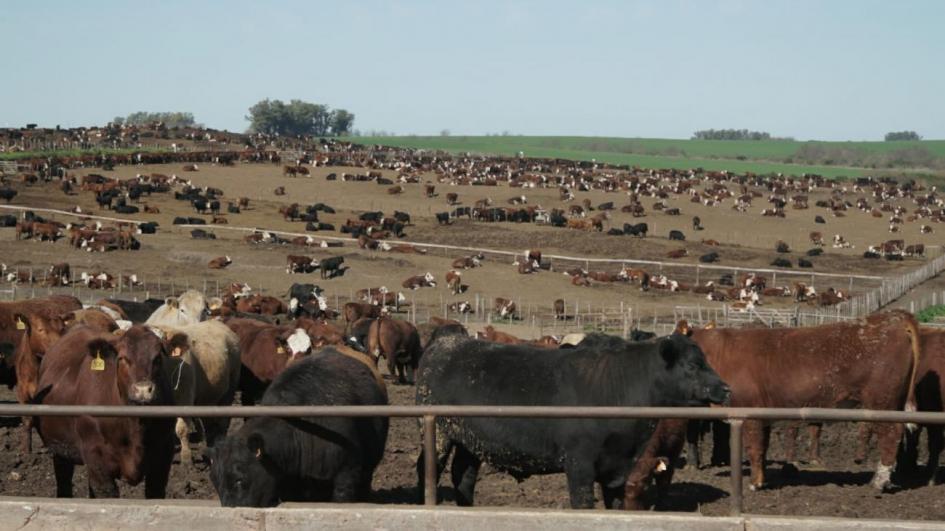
[{"left": 1, "top": 204, "right": 943, "bottom": 336}]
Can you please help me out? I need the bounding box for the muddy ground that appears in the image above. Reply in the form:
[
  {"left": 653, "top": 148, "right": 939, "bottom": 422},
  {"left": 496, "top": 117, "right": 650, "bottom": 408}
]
[{"left": 1, "top": 380, "right": 944, "bottom": 519}]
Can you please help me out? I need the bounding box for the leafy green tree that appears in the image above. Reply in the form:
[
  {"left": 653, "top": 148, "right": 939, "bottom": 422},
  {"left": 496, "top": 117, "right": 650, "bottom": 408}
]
[
  {"left": 884, "top": 131, "right": 921, "bottom": 141},
  {"left": 246, "top": 99, "right": 354, "bottom": 136},
  {"left": 123, "top": 112, "right": 196, "bottom": 128}
]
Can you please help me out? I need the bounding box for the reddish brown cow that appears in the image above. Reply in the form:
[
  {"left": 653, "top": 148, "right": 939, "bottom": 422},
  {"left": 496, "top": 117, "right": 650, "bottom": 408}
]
[
  {"left": 554, "top": 298, "right": 565, "bottom": 320},
  {"left": 293, "top": 317, "right": 345, "bottom": 348},
  {"left": 477, "top": 325, "right": 522, "bottom": 344},
  {"left": 208, "top": 256, "right": 231, "bottom": 269},
  {"left": 689, "top": 311, "right": 921, "bottom": 491},
  {"left": 343, "top": 302, "right": 383, "bottom": 332},
  {"left": 226, "top": 318, "right": 310, "bottom": 405},
  {"left": 33, "top": 325, "right": 177, "bottom": 498},
  {"left": 445, "top": 270, "right": 462, "bottom": 295},
  {"left": 624, "top": 419, "right": 688, "bottom": 510},
  {"left": 367, "top": 317, "right": 422, "bottom": 384}
]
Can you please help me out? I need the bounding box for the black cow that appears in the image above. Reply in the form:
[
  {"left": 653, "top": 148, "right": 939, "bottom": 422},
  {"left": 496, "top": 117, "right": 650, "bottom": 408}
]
[
  {"left": 0, "top": 214, "right": 17, "bottom": 227},
  {"left": 606, "top": 228, "right": 624, "bottom": 236},
  {"left": 394, "top": 211, "right": 411, "bottom": 224},
  {"left": 699, "top": 252, "right": 719, "bottom": 263},
  {"left": 0, "top": 189, "right": 18, "bottom": 203},
  {"left": 814, "top": 215, "right": 826, "bottom": 224},
  {"left": 104, "top": 298, "right": 165, "bottom": 323},
  {"left": 623, "top": 223, "right": 648, "bottom": 237},
  {"left": 210, "top": 200, "right": 221, "bottom": 214},
  {"left": 798, "top": 258, "right": 813, "bottom": 268},
  {"left": 360, "top": 211, "right": 383, "bottom": 223},
  {"left": 452, "top": 207, "right": 472, "bottom": 219},
  {"left": 228, "top": 203, "right": 241, "bottom": 214},
  {"left": 806, "top": 248, "right": 824, "bottom": 257},
  {"left": 863, "top": 251, "right": 881, "bottom": 259},
  {"left": 771, "top": 257, "right": 792, "bottom": 268},
  {"left": 435, "top": 212, "right": 450, "bottom": 225},
  {"left": 137, "top": 222, "right": 158, "bottom": 234},
  {"left": 669, "top": 230, "right": 685, "bottom": 241},
  {"left": 193, "top": 199, "right": 209, "bottom": 214},
  {"left": 416, "top": 331, "right": 730, "bottom": 508},
  {"left": 288, "top": 283, "right": 323, "bottom": 315},
  {"left": 320, "top": 256, "right": 345, "bottom": 279},
  {"left": 115, "top": 205, "right": 139, "bottom": 214},
  {"left": 209, "top": 351, "right": 388, "bottom": 506},
  {"left": 191, "top": 229, "right": 216, "bottom": 240}
]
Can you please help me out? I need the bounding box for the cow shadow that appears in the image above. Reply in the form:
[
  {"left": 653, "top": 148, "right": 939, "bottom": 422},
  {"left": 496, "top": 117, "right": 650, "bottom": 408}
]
[
  {"left": 655, "top": 481, "right": 728, "bottom": 512},
  {"left": 712, "top": 462, "right": 874, "bottom": 488}
]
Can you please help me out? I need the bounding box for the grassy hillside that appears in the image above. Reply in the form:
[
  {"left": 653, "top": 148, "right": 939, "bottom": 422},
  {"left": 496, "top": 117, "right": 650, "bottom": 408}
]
[{"left": 341, "top": 136, "right": 945, "bottom": 179}]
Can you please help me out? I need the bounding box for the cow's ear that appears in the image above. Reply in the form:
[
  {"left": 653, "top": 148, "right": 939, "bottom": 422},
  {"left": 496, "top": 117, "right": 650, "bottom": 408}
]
[
  {"left": 86, "top": 338, "right": 117, "bottom": 361},
  {"left": 247, "top": 433, "right": 265, "bottom": 460},
  {"left": 659, "top": 338, "right": 679, "bottom": 368},
  {"left": 165, "top": 297, "right": 179, "bottom": 309},
  {"left": 166, "top": 333, "right": 189, "bottom": 357}
]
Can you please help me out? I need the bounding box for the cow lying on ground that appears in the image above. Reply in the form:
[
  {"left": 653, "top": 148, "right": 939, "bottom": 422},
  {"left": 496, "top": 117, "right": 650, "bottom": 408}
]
[
  {"left": 32, "top": 325, "right": 177, "bottom": 498},
  {"left": 416, "top": 330, "right": 729, "bottom": 508},
  {"left": 209, "top": 350, "right": 388, "bottom": 506}
]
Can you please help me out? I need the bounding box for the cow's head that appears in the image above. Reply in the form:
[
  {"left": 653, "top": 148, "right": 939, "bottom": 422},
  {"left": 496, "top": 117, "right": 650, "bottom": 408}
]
[
  {"left": 97, "top": 325, "right": 168, "bottom": 405},
  {"left": 208, "top": 431, "right": 280, "bottom": 507},
  {"left": 655, "top": 334, "right": 729, "bottom": 407}
]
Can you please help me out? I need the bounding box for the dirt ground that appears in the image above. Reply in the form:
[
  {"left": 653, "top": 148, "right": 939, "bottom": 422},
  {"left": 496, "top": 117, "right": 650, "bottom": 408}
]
[
  {"left": 0, "top": 162, "right": 927, "bottom": 339},
  {"left": 1, "top": 380, "right": 945, "bottom": 519},
  {"left": 0, "top": 161, "right": 943, "bottom": 518}
]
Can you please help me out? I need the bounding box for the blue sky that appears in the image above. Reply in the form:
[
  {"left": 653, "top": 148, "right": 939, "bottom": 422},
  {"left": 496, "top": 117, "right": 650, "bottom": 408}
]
[{"left": 2, "top": 1, "right": 942, "bottom": 140}]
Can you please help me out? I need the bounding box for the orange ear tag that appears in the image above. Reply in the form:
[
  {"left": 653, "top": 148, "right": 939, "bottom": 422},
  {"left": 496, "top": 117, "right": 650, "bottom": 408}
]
[
  {"left": 91, "top": 351, "right": 105, "bottom": 371},
  {"left": 276, "top": 346, "right": 285, "bottom": 354}
]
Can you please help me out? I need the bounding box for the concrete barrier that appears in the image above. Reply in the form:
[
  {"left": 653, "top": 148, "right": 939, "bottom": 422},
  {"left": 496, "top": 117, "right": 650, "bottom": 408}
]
[{"left": 0, "top": 498, "right": 941, "bottom": 531}]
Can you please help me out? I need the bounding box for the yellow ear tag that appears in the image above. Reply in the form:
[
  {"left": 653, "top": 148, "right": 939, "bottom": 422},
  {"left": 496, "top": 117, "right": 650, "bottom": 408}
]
[
  {"left": 15, "top": 319, "right": 25, "bottom": 330},
  {"left": 91, "top": 351, "right": 105, "bottom": 371},
  {"left": 171, "top": 347, "right": 182, "bottom": 357},
  {"left": 276, "top": 346, "right": 285, "bottom": 354}
]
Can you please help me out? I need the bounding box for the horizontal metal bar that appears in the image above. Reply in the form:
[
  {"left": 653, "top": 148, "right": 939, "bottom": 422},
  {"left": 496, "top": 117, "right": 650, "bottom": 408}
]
[{"left": 4, "top": 404, "right": 945, "bottom": 424}]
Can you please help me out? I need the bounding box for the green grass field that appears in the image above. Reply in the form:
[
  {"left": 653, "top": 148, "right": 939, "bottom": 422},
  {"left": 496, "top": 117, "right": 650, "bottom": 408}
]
[{"left": 340, "top": 136, "right": 945, "bottom": 179}]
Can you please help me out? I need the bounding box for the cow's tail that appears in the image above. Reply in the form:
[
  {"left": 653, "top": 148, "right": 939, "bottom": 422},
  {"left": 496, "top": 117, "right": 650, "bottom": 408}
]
[{"left": 903, "top": 316, "right": 922, "bottom": 432}]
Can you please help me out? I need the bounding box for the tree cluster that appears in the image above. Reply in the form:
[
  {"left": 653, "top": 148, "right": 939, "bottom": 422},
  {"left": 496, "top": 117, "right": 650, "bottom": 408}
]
[
  {"left": 884, "top": 131, "right": 921, "bottom": 141},
  {"left": 114, "top": 112, "right": 197, "bottom": 128},
  {"left": 692, "top": 129, "right": 771, "bottom": 141},
  {"left": 245, "top": 99, "right": 354, "bottom": 136}
]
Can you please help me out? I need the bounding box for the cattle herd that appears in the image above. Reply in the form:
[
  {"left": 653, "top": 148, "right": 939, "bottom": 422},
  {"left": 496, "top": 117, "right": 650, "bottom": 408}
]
[{"left": 1, "top": 127, "right": 945, "bottom": 517}]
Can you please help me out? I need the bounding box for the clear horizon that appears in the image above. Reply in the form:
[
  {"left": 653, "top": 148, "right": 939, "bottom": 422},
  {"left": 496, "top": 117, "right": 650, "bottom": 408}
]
[{"left": 2, "top": 1, "right": 943, "bottom": 141}]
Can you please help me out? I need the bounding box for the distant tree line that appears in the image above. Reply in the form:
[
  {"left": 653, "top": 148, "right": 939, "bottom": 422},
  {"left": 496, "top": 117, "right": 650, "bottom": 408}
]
[
  {"left": 692, "top": 129, "right": 772, "bottom": 141},
  {"left": 113, "top": 112, "right": 198, "bottom": 128},
  {"left": 245, "top": 99, "right": 354, "bottom": 136},
  {"left": 884, "top": 131, "right": 921, "bottom": 141}
]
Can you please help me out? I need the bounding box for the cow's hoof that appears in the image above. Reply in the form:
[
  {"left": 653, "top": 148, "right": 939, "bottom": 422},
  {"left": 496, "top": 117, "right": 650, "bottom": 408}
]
[{"left": 748, "top": 482, "right": 764, "bottom": 492}]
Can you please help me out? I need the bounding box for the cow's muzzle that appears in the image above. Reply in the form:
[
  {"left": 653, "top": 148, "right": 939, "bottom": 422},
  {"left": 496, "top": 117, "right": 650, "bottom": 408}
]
[
  {"left": 707, "top": 383, "right": 732, "bottom": 406},
  {"left": 129, "top": 381, "right": 156, "bottom": 404}
]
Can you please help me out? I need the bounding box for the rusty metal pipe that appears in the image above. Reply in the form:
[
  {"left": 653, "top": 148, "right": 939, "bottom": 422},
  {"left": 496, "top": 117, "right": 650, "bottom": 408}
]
[
  {"left": 423, "top": 414, "right": 437, "bottom": 506},
  {"left": 729, "top": 420, "right": 744, "bottom": 516}
]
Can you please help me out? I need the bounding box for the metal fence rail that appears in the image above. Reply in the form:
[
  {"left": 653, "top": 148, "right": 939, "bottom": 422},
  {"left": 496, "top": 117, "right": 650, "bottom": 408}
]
[{"left": 5, "top": 403, "right": 945, "bottom": 515}]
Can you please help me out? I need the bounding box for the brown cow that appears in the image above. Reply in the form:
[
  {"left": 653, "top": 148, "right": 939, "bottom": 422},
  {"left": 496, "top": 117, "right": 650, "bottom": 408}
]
[
  {"left": 554, "top": 298, "right": 566, "bottom": 320},
  {"left": 689, "top": 311, "right": 921, "bottom": 491},
  {"left": 446, "top": 192, "right": 459, "bottom": 205},
  {"left": 208, "top": 256, "right": 232, "bottom": 269},
  {"left": 344, "top": 302, "right": 383, "bottom": 332},
  {"left": 452, "top": 254, "right": 484, "bottom": 269},
  {"left": 445, "top": 270, "right": 462, "bottom": 295},
  {"left": 402, "top": 272, "right": 436, "bottom": 290},
  {"left": 477, "top": 325, "right": 522, "bottom": 344},
  {"left": 33, "top": 325, "right": 177, "bottom": 498},
  {"left": 61, "top": 308, "right": 119, "bottom": 334},
  {"left": 624, "top": 419, "right": 688, "bottom": 510},
  {"left": 494, "top": 298, "right": 517, "bottom": 318},
  {"left": 293, "top": 317, "right": 345, "bottom": 348},
  {"left": 367, "top": 317, "right": 421, "bottom": 384},
  {"left": 226, "top": 318, "right": 312, "bottom": 405}
]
